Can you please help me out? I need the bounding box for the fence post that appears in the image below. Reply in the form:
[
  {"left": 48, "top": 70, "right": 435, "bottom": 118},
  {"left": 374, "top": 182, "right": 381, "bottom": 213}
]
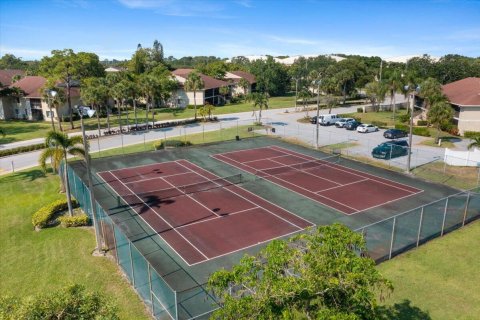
[
  {"left": 416, "top": 207, "right": 424, "bottom": 247},
  {"left": 112, "top": 225, "right": 119, "bottom": 264},
  {"left": 11, "top": 161, "right": 14, "bottom": 173},
  {"left": 462, "top": 192, "right": 471, "bottom": 226},
  {"left": 148, "top": 263, "right": 154, "bottom": 316},
  {"left": 129, "top": 242, "right": 136, "bottom": 286},
  {"left": 441, "top": 197, "right": 449, "bottom": 236},
  {"left": 174, "top": 291, "right": 179, "bottom": 320},
  {"left": 389, "top": 217, "right": 396, "bottom": 260}
]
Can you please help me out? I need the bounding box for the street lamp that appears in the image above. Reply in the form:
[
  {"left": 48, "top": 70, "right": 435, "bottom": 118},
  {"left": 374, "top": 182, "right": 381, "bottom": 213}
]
[
  {"left": 315, "top": 78, "right": 322, "bottom": 149},
  {"left": 75, "top": 105, "right": 104, "bottom": 255},
  {"left": 405, "top": 85, "right": 420, "bottom": 173},
  {"left": 45, "top": 89, "right": 57, "bottom": 131}
]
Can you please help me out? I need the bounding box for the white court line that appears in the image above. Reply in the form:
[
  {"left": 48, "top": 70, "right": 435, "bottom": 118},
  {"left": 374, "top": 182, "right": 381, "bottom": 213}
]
[
  {"left": 96, "top": 172, "right": 195, "bottom": 267},
  {"left": 190, "top": 158, "right": 315, "bottom": 227},
  {"left": 268, "top": 157, "right": 342, "bottom": 186},
  {"left": 212, "top": 145, "right": 276, "bottom": 157},
  {"left": 108, "top": 170, "right": 210, "bottom": 261},
  {"left": 175, "top": 207, "right": 259, "bottom": 230},
  {"left": 269, "top": 145, "right": 422, "bottom": 194},
  {"left": 124, "top": 171, "right": 192, "bottom": 185},
  {"left": 176, "top": 161, "right": 315, "bottom": 230},
  {"left": 242, "top": 154, "right": 294, "bottom": 164},
  {"left": 349, "top": 191, "right": 426, "bottom": 216},
  {"left": 213, "top": 153, "right": 359, "bottom": 213},
  {"left": 315, "top": 178, "right": 370, "bottom": 194},
  {"left": 158, "top": 168, "right": 223, "bottom": 218}
]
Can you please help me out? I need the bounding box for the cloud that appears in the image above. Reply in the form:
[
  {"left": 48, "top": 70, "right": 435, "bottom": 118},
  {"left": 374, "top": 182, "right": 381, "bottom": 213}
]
[
  {"left": 117, "top": 0, "right": 232, "bottom": 18},
  {"left": 446, "top": 28, "right": 480, "bottom": 41},
  {"left": 0, "top": 46, "right": 51, "bottom": 59},
  {"left": 234, "top": 0, "right": 253, "bottom": 8}
]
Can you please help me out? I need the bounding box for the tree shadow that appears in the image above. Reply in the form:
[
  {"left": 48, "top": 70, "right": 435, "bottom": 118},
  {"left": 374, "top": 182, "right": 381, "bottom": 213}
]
[
  {"left": 3, "top": 168, "right": 49, "bottom": 182},
  {"left": 376, "top": 300, "right": 431, "bottom": 320}
]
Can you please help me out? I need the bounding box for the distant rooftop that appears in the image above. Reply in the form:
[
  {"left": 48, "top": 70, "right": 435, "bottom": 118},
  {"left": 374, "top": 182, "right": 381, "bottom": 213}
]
[
  {"left": 172, "top": 69, "right": 229, "bottom": 90},
  {"left": 442, "top": 77, "right": 480, "bottom": 107},
  {"left": 0, "top": 69, "right": 25, "bottom": 87}
]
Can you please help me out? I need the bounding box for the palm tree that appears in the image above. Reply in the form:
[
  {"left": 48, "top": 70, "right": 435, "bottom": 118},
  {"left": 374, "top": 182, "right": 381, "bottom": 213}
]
[
  {"left": 139, "top": 74, "right": 160, "bottom": 128},
  {"left": 219, "top": 86, "right": 230, "bottom": 104},
  {"left": 238, "top": 78, "right": 250, "bottom": 101},
  {"left": 365, "top": 81, "right": 387, "bottom": 112},
  {"left": 386, "top": 70, "right": 403, "bottom": 121},
  {"left": 81, "top": 77, "right": 108, "bottom": 138},
  {"left": 298, "top": 89, "right": 311, "bottom": 117},
  {"left": 427, "top": 98, "right": 453, "bottom": 143},
  {"left": 467, "top": 136, "right": 480, "bottom": 150},
  {"left": 39, "top": 131, "right": 85, "bottom": 216},
  {"left": 184, "top": 71, "right": 204, "bottom": 120},
  {"left": 250, "top": 92, "right": 269, "bottom": 123},
  {"left": 420, "top": 78, "right": 444, "bottom": 109},
  {"left": 199, "top": 102, "right": 215, "bottom": 121}
]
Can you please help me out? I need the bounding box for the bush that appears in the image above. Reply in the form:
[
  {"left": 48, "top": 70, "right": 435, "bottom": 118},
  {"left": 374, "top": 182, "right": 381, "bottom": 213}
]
[
  {"left": 357, "top": 107, "right": 363, "bottom": 113},
  {"left": 395, "top": 124, "right": 408, "bottom": 131},
  {"left": 371, "top": 121, "right": 388, "bottom": 128},
  {"left": 464, "top": 131, "right": 480, "bottom": 138},
  {"left": 398, "top": 114, "right": 410, "bottom": 123},
  {"left": 417, "top": 120, "right": 428, "bottom": 126},
  {"left": 413, "top": 127, "right": 430, "bottom": 137},
  {"left": 0, "top": 143, "right": 45, "bottom": 157},
  {"left": 153, "top": 140, "right": 192, "bottom": 150},
  {"left": 59, "top": 214, "right": 89, "bottom": 227},
  {"left": 32, "top": 199, "right": 78, "bottom": 228},
  {"left": 186, "top": 104, "right": 203, "bottom": 110}
]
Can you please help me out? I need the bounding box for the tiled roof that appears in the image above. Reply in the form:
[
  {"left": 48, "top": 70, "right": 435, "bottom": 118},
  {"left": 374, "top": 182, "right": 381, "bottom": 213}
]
[
  {"left": 172, "top": 69, "right": 229, "bottom": 90},
  {"left": 0, "top": 69, "right": 25, "bottom": 87},
  {"left": 10, "top": 76, "right": 80, "bottom": 98},
  {"left": 442, "top": 77, "right": 480, "bottom": 107},
  {"left": 227, "top": 71, "right": 256, "bottom": 84}
]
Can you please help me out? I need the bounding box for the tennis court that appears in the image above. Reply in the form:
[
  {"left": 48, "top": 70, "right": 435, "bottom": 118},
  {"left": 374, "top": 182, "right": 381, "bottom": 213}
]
[
  {"left": 97, "top": 159, "right": 313, "bottom": 265},
  {"left": 213, "top": 145, "right": 423, "bottom": 215}
]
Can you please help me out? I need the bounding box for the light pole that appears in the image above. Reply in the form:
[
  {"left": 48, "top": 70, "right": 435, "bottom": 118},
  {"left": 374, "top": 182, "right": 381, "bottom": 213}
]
[
  {"left": 406, "top": 85, "right": 419, "bottom": 173},
  {"left": 45, "top": 89, "right": 57, "bottom": 131},
  {"left": 75, "top": 105, "right": 104, "bottom": 255},
  {"left": 315, "top": 78, "right": 322, "bottom": 149}
]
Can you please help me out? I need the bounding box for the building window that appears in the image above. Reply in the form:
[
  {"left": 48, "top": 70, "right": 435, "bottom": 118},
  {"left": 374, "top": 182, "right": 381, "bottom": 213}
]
[{"left": 46, "top": 111, "right": 55, "bottom": 118}]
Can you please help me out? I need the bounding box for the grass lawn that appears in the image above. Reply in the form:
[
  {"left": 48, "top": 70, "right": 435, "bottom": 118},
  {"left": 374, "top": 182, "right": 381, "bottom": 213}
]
[
  {"left": 0, "top": 169, "right": 150, "bottom": 319},
  {"left": 0, "top": 95, "right": 294, "bottom": 144},
  {"left": 339, "top": 110, "right": 408, "bottom": 128},
  {"left": 412, "top": 161, "right": 479, "bottom": 190},
  {"left": 378, "top": 221, "right": 480, "bottom": 319}
]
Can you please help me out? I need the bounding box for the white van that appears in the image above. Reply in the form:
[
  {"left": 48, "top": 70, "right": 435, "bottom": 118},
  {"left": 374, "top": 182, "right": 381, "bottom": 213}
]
[{"left": 318, "top": 114, "right": 342, "bottom": 126}]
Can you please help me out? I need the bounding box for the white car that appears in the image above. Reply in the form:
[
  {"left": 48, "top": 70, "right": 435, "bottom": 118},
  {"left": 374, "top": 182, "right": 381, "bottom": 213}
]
[
  {"left": 335, "top": 118, "right": 355, "bottom": 128},
  {"left": 357, "top": 124, "right": 379, "bottom": 133}
]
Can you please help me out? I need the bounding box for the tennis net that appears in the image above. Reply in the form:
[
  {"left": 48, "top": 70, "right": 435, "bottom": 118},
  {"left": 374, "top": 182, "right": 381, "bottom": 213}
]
[
  {"left": 255, "top": 154, "right": 340, "bottom": 178},
  {"left": 135, "top": 174, "right": 244, "bottom": 202}
]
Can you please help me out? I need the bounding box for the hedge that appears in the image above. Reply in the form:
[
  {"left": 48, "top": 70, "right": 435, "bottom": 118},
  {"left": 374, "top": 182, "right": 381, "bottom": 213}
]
[
  {"left": 59, "top": 214, "right": 90, "bottom": 228},
  {"left": 32, "top": 199, "right": 79, "bottom": 228},
  {"left": 153, "top": 140, "right": 192, "bottom": 150},
  {"left": 417, "top": 120, "right": 428, "bottom": 126},
  {"left": 0, "top": 143, "right": 45, "bottom": 157},
  {"left": 371, "top": 121, "right": 388, "bottom": 128},
  {"left": 395, "top": 124, "right": 431, "bottom": 137},
  {"left": 464, "top": 131, "right": 480, "bottom": 138}
]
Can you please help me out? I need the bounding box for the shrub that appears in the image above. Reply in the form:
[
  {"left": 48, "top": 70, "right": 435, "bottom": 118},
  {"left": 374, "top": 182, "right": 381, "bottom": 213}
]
[
  {"left": 371, "top": 121, "right": 388, "bottom": 128},
  {"left": 413, "top": 127, "right": 430, "bottom": 137},
  {"left": 417, "top": 120, "right": 428, "bottom": 126},
  {"left": 153, "top": 140, "right": 192, "bottom": 150},
  {"left": 32, "top": 199, "right": 78, "bottom": 228},
  {"left": 0, "top": 143, "right": 45, "bottom": 157},
  {"left": 464, "top": 131, "right": 480, "bottom": 138},
  {"left": 59, "top": 214, "right": 90, "bottom": 227},
  {"left": 395, "top": 124, "right": 408, "bottom": 131},
  {"left": 398, "top": 114, "right": 410, "bottom": 123},
  {"left": 357, "top": 107, "right": 363, "bottom": 113},
  {"left": 186, "top": 104, "right": 203, "bottom": 109}
]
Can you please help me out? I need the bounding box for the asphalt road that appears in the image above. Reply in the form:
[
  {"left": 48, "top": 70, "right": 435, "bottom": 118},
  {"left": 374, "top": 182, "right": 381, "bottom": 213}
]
[{"left": 0, "top": 94, "right": 464, "bottom": 175}]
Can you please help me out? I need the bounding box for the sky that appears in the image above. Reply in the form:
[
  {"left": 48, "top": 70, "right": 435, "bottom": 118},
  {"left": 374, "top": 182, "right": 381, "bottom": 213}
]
[{"left": 0, "top": 0, "right": 479, "bottom": 61}]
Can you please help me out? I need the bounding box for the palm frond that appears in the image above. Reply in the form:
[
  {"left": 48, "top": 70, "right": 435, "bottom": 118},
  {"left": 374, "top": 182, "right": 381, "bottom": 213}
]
[
  {"left": 68, "top": 146, "right": 86, "bottom": 159},
  {"left": 69, "top": 135, "right": 84, "bottom": 146}
]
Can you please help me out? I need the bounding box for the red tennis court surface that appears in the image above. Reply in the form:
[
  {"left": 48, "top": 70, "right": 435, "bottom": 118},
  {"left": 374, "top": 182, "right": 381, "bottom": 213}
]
[
  {"left": 97, "top": 159, "right": 313, "bottom": 266},
  {"left": 212, "top": 145, "right": 423, "bottom": 215}
]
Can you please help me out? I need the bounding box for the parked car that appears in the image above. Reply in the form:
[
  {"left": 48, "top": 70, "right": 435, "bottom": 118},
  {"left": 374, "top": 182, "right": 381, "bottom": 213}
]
[
  {"left": 335, "top": 118, "right": 355, "bottom": 128},
  {"left": 357, "top": 124, "right": 379, "bottom": 133},
  {"left": 345, "top": 120, "right": 362, "bottom": 130},
  {"left": 372, "top": 140, "right": 409, "bottom": 159},
  {"left": 311, "top": 114, "right": 342, "bottom": 125},
  {"left": 384, "top": 128, "right": 408, "bottom": 139}
]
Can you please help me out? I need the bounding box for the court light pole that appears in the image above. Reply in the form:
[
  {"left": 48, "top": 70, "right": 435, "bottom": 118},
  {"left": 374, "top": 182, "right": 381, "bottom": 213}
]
[
  {"left": 315, "top": 78, "right": 322, "bottom": 149},
  {"left": 75, "top": 105, "right": 104, "bottom": 255},
  {"left": 406, "top": 86, "right": 419, "bottom": 173},
  {"left": 45, "top": 89, "right": 57, "bottom": 131}
]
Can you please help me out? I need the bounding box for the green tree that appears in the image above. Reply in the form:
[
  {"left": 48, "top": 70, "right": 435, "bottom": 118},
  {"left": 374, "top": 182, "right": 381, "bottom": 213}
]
[
  {"left": 467, "top": 136, "right": 480, "bottom": 150},
  {"left": 208, "top": 224, "right": 392, "bottom": 319},
  {"left": 139, "top": 74, "right": 161, "bottom": 126},
  {"left": 199, "top": 102, "right": 215, "bottom": 121},
  {"left": 39, "top": 131, "right": 85, "bottom": 216},
  {"left": 41, "top": 83, "right": 66, "bottom": 132},
  {"left": 199, "top": 61, "right": 228, "bottom": 79},
  {"left": 237, "top": 78, "right": 250, "bottom": 100},
  {"left": 81, "top": 77, "right": 109, "bottom": 135},
  {"left": 250, "top": 56, "right": 289, "bottom": 96},
  {"left": 298, "top": 88, "right": 311, "bottom": 117},
  {"left": 386, "top": 70, "right": 404, "bottom": 121},
  {"left": 39, "top": 49, "right": 105, "bottom": 129},
  {"left": 0, "top": 284, "right": 119, "bottom": 319},
  {"left": 420, "top": 78, "right": 444, "bottom": 109},
  {"left": 427, "top": 99, "right": 453, "bottom": 143},
  {"left": 0, "top": 53, "right": 28, "bottom": 69},
  {"left": 128, "top": 44, "right": 148, "bottom": 74},
  {"left": 219, "top": 86, "right": 230, "bottom": 104},
  {"left": 184, "top": 71, "right": 205, "bottom": 120},
  {"left": 249, "top": 92, "right": 269, "bottom": 123},
  {"left": 365, "top": 81, "right": 387, "bottom": 112}
]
